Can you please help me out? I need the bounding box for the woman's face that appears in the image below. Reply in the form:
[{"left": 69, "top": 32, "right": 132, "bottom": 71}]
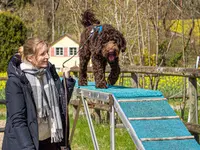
[{"left": 29, "top": 43, "right": 49, "bottom": 68}]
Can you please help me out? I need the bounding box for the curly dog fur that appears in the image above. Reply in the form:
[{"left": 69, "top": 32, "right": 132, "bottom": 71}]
[{"left": 78, "top": 10, "right": 126, "bottom": 88}]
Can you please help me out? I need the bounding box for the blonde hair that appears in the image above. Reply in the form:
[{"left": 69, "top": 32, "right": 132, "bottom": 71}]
[
  {"left": 22, "top": 37, "right": 48, "bottom": 61},
  {"left": 18, "top": 46, "right": 24, "bottom": 60}
]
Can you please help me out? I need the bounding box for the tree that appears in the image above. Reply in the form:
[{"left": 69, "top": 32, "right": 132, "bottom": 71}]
[
  {"left": 0, "top": 12, "right": 27, "bottom": 71},
  {"left": 0, "top": 0, "right": 32, "bottom": 11}
]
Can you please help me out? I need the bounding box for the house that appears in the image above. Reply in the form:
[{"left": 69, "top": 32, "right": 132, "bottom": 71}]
[{"left": 49, "top": 34, "right": 79, "bottom": 72}]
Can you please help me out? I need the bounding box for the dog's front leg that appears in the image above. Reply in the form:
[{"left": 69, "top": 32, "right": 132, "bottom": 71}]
[
  {"left": 78, "top": 52, "right": 91, "bottom": 86},
  {"left": 108, "top": 59, "right": 120, "bottom": 85},
  {"left": 92, "top": 56, "right": 107, "bottom": 88}
]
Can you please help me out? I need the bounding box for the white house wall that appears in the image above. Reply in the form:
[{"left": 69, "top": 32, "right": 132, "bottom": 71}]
[
  {"left": 49, "top": 57, "right": 79, "bottom": 69},
  {"left": 52, "top": 36, "right": 79, "bottom": 48},
  {"left": 49, "top": 36, "right": 80, "bottom": 71}
]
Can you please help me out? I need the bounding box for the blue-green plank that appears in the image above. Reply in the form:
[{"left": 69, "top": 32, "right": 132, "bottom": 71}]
[
  {"left": 130, "top": 119, "right": 191, "bottom": 139},
  {"left": 143, "top": 139, "right": 200, "bottom": 150},
  {"left": 119, "top": 101, "right": 176, "bottom": 118}
]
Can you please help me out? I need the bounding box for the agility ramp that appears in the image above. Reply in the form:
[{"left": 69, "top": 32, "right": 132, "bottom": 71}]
[{"left": 71, "top": 82, "right": 200, "bottom": 150}]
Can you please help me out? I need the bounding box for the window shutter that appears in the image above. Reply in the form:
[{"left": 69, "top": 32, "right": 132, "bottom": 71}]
[
  {"left": 51, "top": 47, "right": 54, "bottom": 56},
  {"left": 64, "top": 47, "right": 68, "bottom": 57}
]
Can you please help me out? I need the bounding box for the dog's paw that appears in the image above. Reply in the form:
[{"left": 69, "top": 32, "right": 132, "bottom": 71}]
[
  {"left": 95, "top": 82, "right": 107, "bottom": 89},
  {"left": 95, "top": 85, "right": 108, "bottom": 89},
  {"left": 107, "top": 78, "right": 117, "bottom": 85},
  {"left": 78, "top": 80, "right": 88, "bottom": 86}
]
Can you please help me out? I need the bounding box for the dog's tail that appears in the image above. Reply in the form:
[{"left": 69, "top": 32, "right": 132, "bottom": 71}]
[{"left": 81, "top": 9, "right": 100, "bottom": 28}]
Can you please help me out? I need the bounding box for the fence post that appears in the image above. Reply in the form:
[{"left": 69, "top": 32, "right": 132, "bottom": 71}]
[
  {"left": 188, "top": 77, "right": 198, "bottom": 124},
  {"left": 131, "top": 73, "right": 138, "bottom": 88}
]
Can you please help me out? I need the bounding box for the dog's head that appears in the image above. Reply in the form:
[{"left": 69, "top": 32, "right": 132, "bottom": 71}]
[
  {"left": 93, "top": 24, "right": 126, "bottom": 62},
  {"left": 102, "top": 41, "right": 120, "bottom": 63}
]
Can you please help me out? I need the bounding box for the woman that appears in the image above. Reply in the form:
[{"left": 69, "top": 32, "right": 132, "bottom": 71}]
[{"left": 2, "top": 37, "right": 75, "bottom": 150}]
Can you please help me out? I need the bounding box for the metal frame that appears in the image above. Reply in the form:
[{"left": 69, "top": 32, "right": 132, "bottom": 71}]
[
  {"left": 70, "top": 87, "right": 145, "bottom": 150},
  {"left": 140, "top": 136, "right": 194, "bottom": 142},
  {"left": 70, "top": 87, "right": 116, "bottom": 149},
  {"left": 81, "top": 91, "right": 99, "bottom": 150},
  {"left": 110, "top": 104, "right": 115, "bottom": 150},
  {"left": 112, "top": 95, "right": 145, "bottom": 150}
]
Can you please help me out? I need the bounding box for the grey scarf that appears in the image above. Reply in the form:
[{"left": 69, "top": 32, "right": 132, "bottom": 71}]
[{"left": 20, "top": 62, "right": 63, "bottom": 143}]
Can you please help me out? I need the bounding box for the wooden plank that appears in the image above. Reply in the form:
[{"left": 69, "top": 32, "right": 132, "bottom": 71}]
[
  {"left": 131, "top": 73, "right": 138, "bottom": 88},
  {"left": 70, "top": 100, "right": 110, "bottom": 111},
  {"left": 0, "top": 127, "right": 5, "bottom": 132},
  {"left": 140, "top": 136, "right": 194, "bottom": 142},
  {"left": 128, "top": 116, "right": 179, "bottom": 121},
  {"left": 0, "top": 100, "right": 6, "bottom": 105},
  {"left": 118, "top": 98, "right": 167, "bottom": 102},
  {"left": 0, "top": 77, "right": 7, "bottom": 81},
  {"left": 184, "top": 122, "right": 200, "bottom": 134},
  {"left": 69, "top": 98, "right": 82, "bottom": 145},
  {"left": 116, "top": 122, "right": 200, "bottom": 135},
  {"left": 69, "top": 66, "right": 200, "bottom": 77},
  {"left": 188, "top": 77, "right": 198, "bottom": 124}
]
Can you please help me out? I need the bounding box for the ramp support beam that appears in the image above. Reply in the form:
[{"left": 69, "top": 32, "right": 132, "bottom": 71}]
[
  {"left": 81, "top": 91, "right": 100, "bottom": 150},
  {"left": 110, "top": 104, "right": 115, "bottom": 150}
]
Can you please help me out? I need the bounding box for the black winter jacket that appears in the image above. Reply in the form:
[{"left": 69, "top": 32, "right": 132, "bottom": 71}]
[{"left": 2, "top": 54, "right": 75, "bottom": 150}]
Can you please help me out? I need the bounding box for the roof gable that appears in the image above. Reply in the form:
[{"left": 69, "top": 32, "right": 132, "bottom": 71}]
[{"left": 50, "top": 34, "right": 79, "bottom": 47}]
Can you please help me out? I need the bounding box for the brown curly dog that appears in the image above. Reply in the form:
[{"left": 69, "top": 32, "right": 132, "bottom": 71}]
[{"left": 78, "top": 10, "right": 126, "bottom": 88}]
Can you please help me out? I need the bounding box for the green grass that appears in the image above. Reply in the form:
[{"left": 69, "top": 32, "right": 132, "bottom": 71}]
[
  {"left": 70, "top": 115, "right": 136, "bottom": 150},
  {"left": 0, "top": 113, "right": 6, "bottom": 120},
  {"left": 0, "top": 104, "right": 6, "bottom": 120},
  {"left": 0, "top": 105, "right": 136, "bottom": 149}
]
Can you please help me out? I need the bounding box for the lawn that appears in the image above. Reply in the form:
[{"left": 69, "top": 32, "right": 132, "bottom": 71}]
[
  {"left": 70, "top": 115, "right": 136, "bottom": 150},
  {"left": 0, "top": 104, "right": 136, "bottom": 149}
]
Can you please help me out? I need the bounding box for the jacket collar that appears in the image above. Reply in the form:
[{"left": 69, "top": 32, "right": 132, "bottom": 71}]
[{"left": 7, "top": 54, "right": 29, "bottom": 84}]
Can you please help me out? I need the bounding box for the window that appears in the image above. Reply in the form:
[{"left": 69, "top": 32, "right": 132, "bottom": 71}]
[
  {"left": 69, "top": 47, "right": 77, "bottom": 56},
  {"left": 55, "top": 47, "right": 63, "bottom": 56}
]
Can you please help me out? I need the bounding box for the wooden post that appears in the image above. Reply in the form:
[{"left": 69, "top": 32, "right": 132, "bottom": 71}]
[
  {"left": 188, "top": 77, "right": 198, "bottom": 124},
  {"left": 69, "top": 97, "right": 82, "bottom": 145},
  {"left": 93, "top": 100, "right": 101, "bottom": 124},
  {"left": 120, "top": 73, "right": 124, "bottom": 86},
  {"left": 131, "top": 73, "right": 138, "bottom": 88}
]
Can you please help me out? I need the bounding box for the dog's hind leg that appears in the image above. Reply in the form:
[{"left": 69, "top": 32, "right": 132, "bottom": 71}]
[
  {"left": 108, "top": 59, "right": 120, "bottom": 85},
  {"left": 92, "top": 56, "right": 107, "bottom": 88},
  {"left": 78, "top": 49, "right": 91, "bottom": 86}
]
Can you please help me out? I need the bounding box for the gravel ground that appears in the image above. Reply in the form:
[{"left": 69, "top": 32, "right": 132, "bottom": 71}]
[{"left": 0, "top": 120, "right": 5, "bottom": 150}]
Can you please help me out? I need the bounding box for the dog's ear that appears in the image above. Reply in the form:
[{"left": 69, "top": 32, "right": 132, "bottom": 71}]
[{"left": 121, "top": 47, "right": 126, "bottom": 53}]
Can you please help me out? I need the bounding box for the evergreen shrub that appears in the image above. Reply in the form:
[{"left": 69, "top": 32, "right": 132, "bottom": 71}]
[{"left": 0, "top": 12, "right": 27, "bottom": 71}]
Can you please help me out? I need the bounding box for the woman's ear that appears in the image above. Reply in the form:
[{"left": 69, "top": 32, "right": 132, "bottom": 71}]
[{"left": 27, "top": 55, "right": 34, "bottom": 63}]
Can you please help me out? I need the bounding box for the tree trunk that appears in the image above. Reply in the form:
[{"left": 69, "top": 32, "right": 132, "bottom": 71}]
[{"left": 52, "top": 0, "right": 55, "bottom": 42}]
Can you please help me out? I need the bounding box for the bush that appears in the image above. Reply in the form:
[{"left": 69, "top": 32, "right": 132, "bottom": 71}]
[{"left": 0, "top": 12, "right": 27, "bottom": 71}]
